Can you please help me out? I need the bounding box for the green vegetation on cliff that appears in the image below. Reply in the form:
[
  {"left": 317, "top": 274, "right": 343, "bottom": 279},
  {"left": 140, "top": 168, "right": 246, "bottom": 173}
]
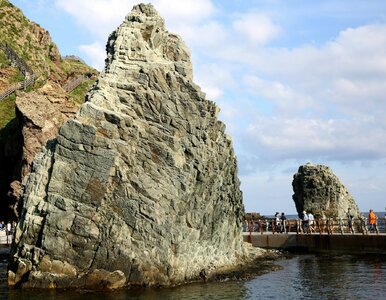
[
  {"left": 0, "top": 93, "right": 15, "bottom": 132},
  {"left": 69, "top": 79, "right": 95, "bottom": 105},
  {"left": 0, "top": 0, "right": 98, "bottom": 131},
  {"left": 0, "top": 50, "right": 7, "bottom": 66}
]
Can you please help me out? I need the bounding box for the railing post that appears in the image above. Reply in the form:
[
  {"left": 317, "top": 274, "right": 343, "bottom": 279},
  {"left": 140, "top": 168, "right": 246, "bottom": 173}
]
[
  {"left": 316, "top": 219, "right": 321, "bottom": 234},
  {"left": 259, "top": 220, "right": 263, "bottom": 235}
]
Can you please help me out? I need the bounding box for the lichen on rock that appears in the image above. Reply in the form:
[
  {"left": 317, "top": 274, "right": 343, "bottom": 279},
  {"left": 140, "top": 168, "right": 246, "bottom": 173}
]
[{"left": 9, "top": 4, "right": 248, "bottom": 289}]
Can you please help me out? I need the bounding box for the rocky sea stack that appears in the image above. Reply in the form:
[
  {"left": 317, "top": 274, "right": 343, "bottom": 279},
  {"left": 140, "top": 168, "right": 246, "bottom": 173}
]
[
  {"left": 9, "top": 4, "right": 247, "bottom": 289},
  {"left": 292, "top": 163, "right": 361, "bottom": 219}
]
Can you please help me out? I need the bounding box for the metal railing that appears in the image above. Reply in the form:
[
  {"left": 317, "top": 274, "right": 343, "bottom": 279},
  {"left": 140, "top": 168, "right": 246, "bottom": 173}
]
[
  {"left": 245, "top": 218, "right": 384, "bottom": 235},
  {"left": 0, "top": 73, "right": 35, "bottom": 101},
  {"left": 62, "top": 74, "right": 89, "bottom": 93},
  {"left": 0, "top": 43, "right": 33, "bottom": 76},
  {"left": 0, "top": 43, "right": 35, "bottom": 101}
]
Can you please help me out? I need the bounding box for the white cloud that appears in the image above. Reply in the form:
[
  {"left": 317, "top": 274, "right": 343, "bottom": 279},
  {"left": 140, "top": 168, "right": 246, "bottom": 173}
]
[
  {"left": 194, "top": 63, "right": 235, "bottom": 101},
  {"left": 253, "top": 24, "right": 386, "bottom": 115},
  {"left": 173, "top": 21, "right": 227, "bottom": 50},
  {"left": 210, "top": 23, "right": 386, "bottom": 173},
  {"left": 243, "top": 75, "right": 317, "bottom": 114},
  {"left": 78, "top": 42, "right": 106, "bottom": 70},
  {"left": 55, "top": 0, "right": 134, "bottom": 39},
  {"left": 233, "top": 12, "right": 281, "bottom": 45},
  {"left": 240, "top": 171, "right": 295, "bottom": 214},
  {"left": 153, "top": 0, "right": 215, "bottom": 26},
  {"left": 55, "top": 0, "right": 216, "bottom": 40},
  {"left": 243, "top": 116, "right": 386, "bottom": 164}
]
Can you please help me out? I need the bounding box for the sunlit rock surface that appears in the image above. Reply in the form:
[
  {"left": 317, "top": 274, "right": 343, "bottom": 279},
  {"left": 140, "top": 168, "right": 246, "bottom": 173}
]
[
  {"left": 292, "top": 163, "right": 361, "bottom": 219},
  {"left": 9, "top": 4, "right": 247, "bottom": 289}
]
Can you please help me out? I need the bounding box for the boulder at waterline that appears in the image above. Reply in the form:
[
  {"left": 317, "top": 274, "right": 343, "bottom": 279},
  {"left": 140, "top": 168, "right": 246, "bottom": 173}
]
[{"left": 292, "top": 163, "right": 361, "bottom": 219}]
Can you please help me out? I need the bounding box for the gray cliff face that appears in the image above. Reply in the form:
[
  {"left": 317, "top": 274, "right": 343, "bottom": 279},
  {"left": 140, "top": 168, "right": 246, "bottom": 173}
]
[
  {"left": 9, "top": 4, "right": 245, "bottom": 289},
  {"left": 292, "top": 163, "right": 360, "bottom": 219}
]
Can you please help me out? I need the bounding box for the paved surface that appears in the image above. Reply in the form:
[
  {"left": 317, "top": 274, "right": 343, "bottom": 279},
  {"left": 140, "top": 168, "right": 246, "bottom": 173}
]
[
  {"left": 244, "top": 232, "right": 386, "bottom": 254},
  {"left": 0, "top": 230, "right": 12, "bottom": 246}
]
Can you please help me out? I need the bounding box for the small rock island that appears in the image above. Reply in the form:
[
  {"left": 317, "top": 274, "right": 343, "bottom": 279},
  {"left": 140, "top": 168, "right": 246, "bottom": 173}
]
[
  {"left": 292, "top": 163, "right": 361, "bottom": 219},
  {"left": 9, "top": 4, "right": 248, "bottom": 289}
]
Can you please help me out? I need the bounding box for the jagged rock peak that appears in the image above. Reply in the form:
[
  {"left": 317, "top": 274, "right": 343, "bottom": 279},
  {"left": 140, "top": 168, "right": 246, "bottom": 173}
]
[
  {"left": 105, "top": 3, "right": 192, "bottom": 80},
  {"left": 9, "top": 4, "right": 248, "bottom": 289},
  {"left": 292, "top": 163, "right": 361, "bottom": 219}
]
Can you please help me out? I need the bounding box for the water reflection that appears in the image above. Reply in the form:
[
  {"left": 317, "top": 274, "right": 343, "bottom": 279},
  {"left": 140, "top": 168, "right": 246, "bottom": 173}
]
[
  {"left": 5, "top": 278, "right": 249, "bottom": 300},
  {"left": 3, "top": 255, "right": 386, "bottom": 299},
  {"left": 246, "top": 254, "right": 386, "bottom": 299}
]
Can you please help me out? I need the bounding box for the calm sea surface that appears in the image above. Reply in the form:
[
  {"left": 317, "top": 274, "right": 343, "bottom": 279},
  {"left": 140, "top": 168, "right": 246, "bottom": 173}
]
[{"left": 1, "top": 253, "right": 386, "bottom": 299}]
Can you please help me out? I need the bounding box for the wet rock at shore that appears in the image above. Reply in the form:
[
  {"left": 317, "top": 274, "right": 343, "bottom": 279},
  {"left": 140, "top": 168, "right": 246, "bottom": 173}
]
[
  {"left": 9, "top": 4, "right": 250, "bottom": 289},
  {"left": 292, "top": 163, "right": 361, "bottom": 219}
]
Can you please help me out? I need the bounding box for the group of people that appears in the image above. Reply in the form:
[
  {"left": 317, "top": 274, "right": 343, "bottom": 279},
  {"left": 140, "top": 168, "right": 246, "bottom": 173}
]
[
  {"left": 0, "top": 221, "right": 16, "bottom": 236},
  {"left": 346, "top": 208, "right": 380, "bottom": 234},
  {"left": 300, "top": 208, "right": 380, "bottom": 234},
  {"left": 244, "top": 213, "right": 288, "bottom": 233},
  {"left": 299, "top": 210, "right": 315, "bottom": 233},
  {"left": 274, "top": 212, "right": 287, "bottom": 233},
  {"left": 244, "top": 208, "right": 384, "bottom": 234}
]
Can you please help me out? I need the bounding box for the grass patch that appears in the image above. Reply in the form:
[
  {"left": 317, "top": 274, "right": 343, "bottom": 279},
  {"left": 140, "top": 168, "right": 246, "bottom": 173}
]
[
  {"left": 61, "top": 58, "right": 95, "bottom": 76},
  {"left": 0, "top": 50, "right": 8, "bottom": 67},
  {"left": 0, "top": 93, "right": 16, "bottom": 131},
  {"left": 0, "top": 0, "right": 13, "bottom": 8},
  {"left": 9, "top": 69, "right": 23, "bottom": 84},
  {"left": 69, "top": 79, "right": 96, "bottom": 105}
]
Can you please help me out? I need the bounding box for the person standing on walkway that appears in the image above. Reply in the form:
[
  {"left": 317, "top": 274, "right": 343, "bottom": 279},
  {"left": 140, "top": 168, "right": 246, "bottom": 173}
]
[
  {"left": 368, "top": 209, "right": 378, "bottom": 233},
  {"left": 308, "top": 211, "right": 315, "bottom": 233},
  {"left": 280, "top": 212, "right": 287, "bottom": 233},
  {"left": 347, "top": 208, "right": 355, "bottom": 234},
  {"left": 6, "top": 222, "right": 11, "bottom": 236},
  {"left": 274, "top": 212, "right": 281, "bottom": 233},
  {"left": 302, "top": 210, "right": 309, "bottom": 233}
]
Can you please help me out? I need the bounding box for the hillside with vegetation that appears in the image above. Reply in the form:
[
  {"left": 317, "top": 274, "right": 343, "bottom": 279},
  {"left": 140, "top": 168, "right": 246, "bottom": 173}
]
[{"left": 0, "top": 0, "right": 99, "bottom": 220}]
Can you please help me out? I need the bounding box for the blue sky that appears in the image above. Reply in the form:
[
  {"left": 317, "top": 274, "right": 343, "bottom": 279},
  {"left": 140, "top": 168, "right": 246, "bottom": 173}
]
[{"left": 11, "top": 0, "right": 386, "bottom": 214}]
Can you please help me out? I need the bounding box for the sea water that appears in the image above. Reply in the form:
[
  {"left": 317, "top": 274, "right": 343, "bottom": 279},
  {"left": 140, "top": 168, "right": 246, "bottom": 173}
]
[{"left": 2, "top": 253, "right": 386, "bottom": 299}]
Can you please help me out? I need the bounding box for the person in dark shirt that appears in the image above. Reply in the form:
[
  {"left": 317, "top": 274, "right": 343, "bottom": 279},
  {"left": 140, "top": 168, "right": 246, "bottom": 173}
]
[
  {"left": 347, "top": 208, "right": 355, "bottom": 234},
  {"left": 280, "top": 212, "right": 287, "bottom": 233}
]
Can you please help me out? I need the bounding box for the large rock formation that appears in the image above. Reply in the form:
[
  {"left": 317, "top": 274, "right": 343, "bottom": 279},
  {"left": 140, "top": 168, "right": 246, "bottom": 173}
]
[
  {"left": 292, "top": 163, "right": 361, "bottom": 219},
  {"left": 9, "top": 4, "right": 246, "bottom": 289}
]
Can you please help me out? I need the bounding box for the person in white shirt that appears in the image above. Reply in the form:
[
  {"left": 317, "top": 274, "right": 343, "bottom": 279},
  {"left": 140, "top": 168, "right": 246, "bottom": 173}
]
[
  {"left": 308, "top": 212, "right": 315, "bottom": 233},
  {"left": 302, "top": 210, "right": 309, "bottom": 233},
  {"left": 6, "top": 222, "right": 11, "bottom": 236}
]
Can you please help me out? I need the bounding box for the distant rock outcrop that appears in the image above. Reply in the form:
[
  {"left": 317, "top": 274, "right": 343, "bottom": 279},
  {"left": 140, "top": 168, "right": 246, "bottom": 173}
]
[
  {"left": 292, "top": 163, "right": 361, "bottom": 219},
  {"left": 9, "top": 4, "right": 247, "bottom": 289}
]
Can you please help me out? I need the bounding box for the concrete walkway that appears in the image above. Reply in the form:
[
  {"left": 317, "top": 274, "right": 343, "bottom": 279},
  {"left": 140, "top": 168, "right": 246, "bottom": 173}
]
[
  {"left": 0, "top": 230, "right": 12, "bottom": 246},
  {"left": 244, "top": 232, "right": 386, "bottom": 254}
]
